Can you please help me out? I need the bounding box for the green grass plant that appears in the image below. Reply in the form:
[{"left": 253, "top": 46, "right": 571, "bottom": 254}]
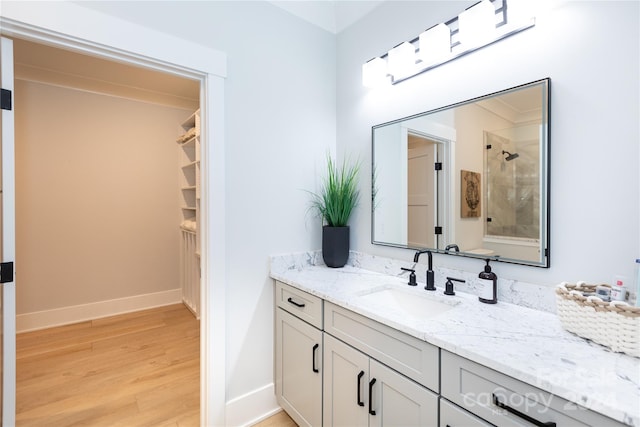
[{"left": 308, "top": 154, "right": 360, "bottom": 227}]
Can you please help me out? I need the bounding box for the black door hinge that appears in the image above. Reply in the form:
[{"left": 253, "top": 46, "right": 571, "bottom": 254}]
[
  {"left": 1, "top": 88, "right": 12, "bottom": 111},
  {"left": 486, "top": 144, "right": 492, "bottom": 149},
  {"left": 486, "top": 217, "right": 492, "bottom": 222},
  {"left": 435, "top": 226, "right": 442, "bottom": 235},
  {"left": 434, "top": 162, "right": 442, "bottom": 171},
  {"left": 0, "top": 261, "right": 14, "bottom": 283}
]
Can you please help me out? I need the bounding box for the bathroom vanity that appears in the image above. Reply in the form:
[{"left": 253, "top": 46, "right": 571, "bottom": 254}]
[{"left": 271, "top": 253, "right": 639, "bottom": 427}]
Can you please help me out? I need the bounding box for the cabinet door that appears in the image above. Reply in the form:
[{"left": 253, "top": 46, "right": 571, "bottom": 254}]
[
  {"left": 323, "top": 334, "right": 369, "bottom": 427},
  {"left": 440, "top": 398, "right": 492, "bottom": 427},
  {"left": 275, "top": 308, "right": 322, "bottom": 427},
  {"left": 369, "top": 359, "right": 438, "bottom": 427}
]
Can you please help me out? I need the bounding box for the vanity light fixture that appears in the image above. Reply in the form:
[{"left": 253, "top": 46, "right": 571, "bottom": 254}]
[
  {"left": 362, "top": 0, "right": 535, "bottom": 88},
  {"left": 418, "top": 23, "right": 451, "bottom": 67},
  {"left": 458, "top": 0, "right": 497, "bottom": 49},
  {"left": 362, "top": 57, "right": 390, "bottom": 88},
  {"left": 387, "top": 42, "right": 416, "bottom": 81}
]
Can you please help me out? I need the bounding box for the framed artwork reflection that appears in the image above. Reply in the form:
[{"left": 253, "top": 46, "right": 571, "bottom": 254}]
[{"left": 461, "top": 170, "right": 480, "bottom": 218}]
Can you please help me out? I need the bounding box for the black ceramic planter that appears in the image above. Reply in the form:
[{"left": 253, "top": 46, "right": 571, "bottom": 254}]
[{"left": 322, "top": 225, "right": 349, "bottom": 268}]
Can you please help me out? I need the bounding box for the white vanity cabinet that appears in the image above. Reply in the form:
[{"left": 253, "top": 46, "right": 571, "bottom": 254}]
[
  {"left": 275, "top": 282, "right": 323, "bottom": 427},
  {"left": 441, "top": 350, "right": 627, "bottom": 427},
  {"left": 274, "top": 280, "right": 631, "bottom": 427},
  {"left": 324, "top": 302, "right": 440, "bottom": 392},
  {"left": 439, "top": 398, "right": 492, "bottom": 427},
  {"left": 324, "top": 334, "right": 438, "bottom": 426},
  {"left": 323, "top": 333, "right": 369, "bottom": 426},
  {"left": 323, "top": 302, "right": 439, "bottom": 426}
]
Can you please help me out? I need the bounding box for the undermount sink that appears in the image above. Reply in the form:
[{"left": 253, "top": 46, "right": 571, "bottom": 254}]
[{"left": 358, "top": 287, "right": 459, "bottom": 319}]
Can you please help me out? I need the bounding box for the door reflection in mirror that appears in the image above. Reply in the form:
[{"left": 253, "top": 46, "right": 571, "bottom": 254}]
[
  {"left": 373, "top": 119, "right": 453, "bottom": 252},
  {"left": 407, "top": 134, "right": 437, "bottom": 248}
]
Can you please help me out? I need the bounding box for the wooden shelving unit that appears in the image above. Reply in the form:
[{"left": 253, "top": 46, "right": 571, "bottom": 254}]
[{"left": 178, "top": 109, "right": 200, "bottom": 318}]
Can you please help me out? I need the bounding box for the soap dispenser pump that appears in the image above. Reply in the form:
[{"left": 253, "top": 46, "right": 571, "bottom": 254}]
[{"left": 478, "top": 259, "right": 497, "bottom": 304}]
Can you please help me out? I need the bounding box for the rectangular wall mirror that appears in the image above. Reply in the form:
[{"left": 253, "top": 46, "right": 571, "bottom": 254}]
[{"left": 372, "top": 78, "right": 550, "bottom": 267}]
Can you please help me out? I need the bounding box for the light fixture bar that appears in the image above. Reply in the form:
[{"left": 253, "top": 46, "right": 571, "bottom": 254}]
[{"left": 362, "top": 0, "right": 535, "bottom": 87}]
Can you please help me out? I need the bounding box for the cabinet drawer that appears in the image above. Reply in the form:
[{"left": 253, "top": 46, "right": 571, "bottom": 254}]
[
  {"left": 276, "top": 281, "right": 323, "bottom": 329},
  {"left": 440, "top": 398, "right": 492, "bottom": 427},
  {"left": 441, "top": 350, "right": 626, "bottom": 427},
  {"left": 324, "top": 301, "right": 439, "bottom": 392}
]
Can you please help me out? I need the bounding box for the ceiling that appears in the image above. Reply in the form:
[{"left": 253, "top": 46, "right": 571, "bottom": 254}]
[
  {"left": 268, "top": 0, "right": 383, "bottom": 33},
  {"left": 11, "top": 38, "right": 200, "bottom": 110}
]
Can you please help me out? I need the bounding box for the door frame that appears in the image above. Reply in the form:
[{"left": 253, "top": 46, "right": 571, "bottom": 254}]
[
  {"left": 0, "top": 9, "right": 227, "bottom": 426},
  {"left": 1, "top": 35, "right": 17, "bottom": 427}
]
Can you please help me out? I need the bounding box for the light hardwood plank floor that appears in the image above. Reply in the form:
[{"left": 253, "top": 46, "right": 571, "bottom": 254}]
[
  {"left": 16, "top": 303, "right": 199, "bottom": 426},
  {"left": 252, "top": 410, "right": 297, "bottom": 427}
]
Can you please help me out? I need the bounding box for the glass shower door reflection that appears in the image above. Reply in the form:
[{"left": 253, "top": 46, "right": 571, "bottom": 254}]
[
  {"left": 485, "top": 130, "right": 540, "bottom": 240},
  {"left": 485, "top": 128, "right": 540, "bottom": 240}
]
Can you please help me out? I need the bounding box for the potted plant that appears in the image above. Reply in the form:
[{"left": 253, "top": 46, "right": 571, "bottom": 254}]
[{"left": 308, "top": 154, "right": 360, "bottom": 268}]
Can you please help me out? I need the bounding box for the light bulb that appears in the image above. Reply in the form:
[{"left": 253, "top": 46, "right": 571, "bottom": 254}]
[
  {"left": 458, "top": 0, "right": 496, "bottom": 49},
  {"left": 387, "top": 42, "right": 416, "bottom": 80},
  {"left": 418, "top": 23, "right": 451, "bottom": 66},
  {"left": 362, "top": 57, "right": 389, "bottom": 88}
]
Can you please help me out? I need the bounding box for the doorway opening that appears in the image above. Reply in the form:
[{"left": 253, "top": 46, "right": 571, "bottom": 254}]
[{"left": 11, "top": 36, "right": 204, "bottom": 423}]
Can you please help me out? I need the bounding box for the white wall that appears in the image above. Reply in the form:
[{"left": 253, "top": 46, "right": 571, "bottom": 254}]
[
  {"left": 63, "top": 0, "right": 337, "bottom": 422},
  {"left": 337, "top": 1, "right": 639, "bottom": 287},
  {"left": 14, "top": 79, "right": 191, "bottom": 315}
]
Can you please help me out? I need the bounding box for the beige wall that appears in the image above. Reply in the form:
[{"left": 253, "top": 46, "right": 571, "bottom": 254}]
[{"left": 15, "top": 79, "right": 192, "bottom": 314}]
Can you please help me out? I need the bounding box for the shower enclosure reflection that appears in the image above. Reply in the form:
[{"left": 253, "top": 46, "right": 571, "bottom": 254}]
[{"left": 484, "top": 127, "right": 541, "bottom": 261}]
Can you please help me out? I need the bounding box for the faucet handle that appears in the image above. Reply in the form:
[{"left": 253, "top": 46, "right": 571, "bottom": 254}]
[
  {"left": 401, "top": 267, "right": 417, "bottom": 286},
  {"left": 444, "top": 276, "right": 465, "bottom": 295}
]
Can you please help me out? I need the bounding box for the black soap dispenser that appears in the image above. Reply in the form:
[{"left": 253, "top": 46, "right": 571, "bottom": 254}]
[{"left": 478, "top": 259, "right": 497, "bottom": 304}]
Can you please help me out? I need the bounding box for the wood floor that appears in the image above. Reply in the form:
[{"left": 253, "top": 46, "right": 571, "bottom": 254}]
[
  {"left": 252, "top": 410, "right": 297, "bottom": 427},
  {"left": 16, "top": 303, "right": 199, "bottom": 426}
]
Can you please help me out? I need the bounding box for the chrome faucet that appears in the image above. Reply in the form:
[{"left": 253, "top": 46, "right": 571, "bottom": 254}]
[
  {"left": 414, "top": 250, "right": 436, "bottom": 291},
  {"left": 445, "top": 244, "right": 460, "bottom": 253}
]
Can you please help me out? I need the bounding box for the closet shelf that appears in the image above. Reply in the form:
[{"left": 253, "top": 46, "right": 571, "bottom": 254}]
[
  {"left": 179, "top": 109, "right": 201, "bottom": 319},
  {"left": 180, "top": 136, "right": 197, "bottom": 147}
]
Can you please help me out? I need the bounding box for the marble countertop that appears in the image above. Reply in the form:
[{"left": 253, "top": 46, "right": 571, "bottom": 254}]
[{"left": 270, "top": 253, "right": 640, "bottom": 426}]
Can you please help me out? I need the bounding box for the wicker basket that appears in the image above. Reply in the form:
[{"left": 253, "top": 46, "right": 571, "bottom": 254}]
[{"left": 556, "top": 282, "right": 640, "bottom": 358}]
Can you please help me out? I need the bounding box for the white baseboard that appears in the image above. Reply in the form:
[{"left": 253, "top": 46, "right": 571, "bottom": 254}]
[
  {"left": 226, "top": 383, "right": 280, "bottom": 427},
  {"left": 16, "top": 288, "right": 183, "bottom": 332}
]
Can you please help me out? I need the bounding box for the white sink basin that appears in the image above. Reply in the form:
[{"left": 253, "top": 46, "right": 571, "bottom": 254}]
[{"left": 358, "top": 287, "right": 458, "bottom": 319}]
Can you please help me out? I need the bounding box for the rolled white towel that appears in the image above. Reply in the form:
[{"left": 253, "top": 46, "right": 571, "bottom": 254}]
[{"left": 181, "top": 219, "right": 196, "bottom": 231}]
